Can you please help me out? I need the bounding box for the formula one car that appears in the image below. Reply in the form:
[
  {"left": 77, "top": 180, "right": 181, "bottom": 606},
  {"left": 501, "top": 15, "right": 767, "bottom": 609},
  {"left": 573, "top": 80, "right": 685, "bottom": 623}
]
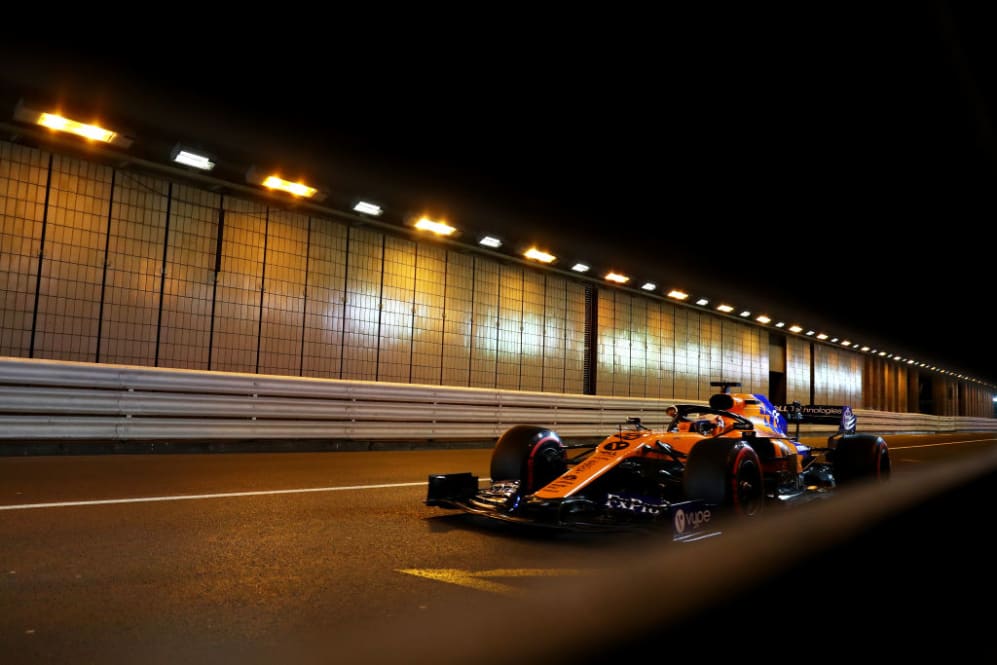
[{"left": 426, "top": 382, "right": 890, "bottom": 533}]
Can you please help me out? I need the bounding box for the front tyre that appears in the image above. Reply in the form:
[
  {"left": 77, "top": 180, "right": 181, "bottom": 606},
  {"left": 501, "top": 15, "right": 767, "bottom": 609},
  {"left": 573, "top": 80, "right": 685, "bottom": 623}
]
[
  {"left": 684, "top": 439, "right": 765, "bottom": 516},
  {"left": 490, "top": 425, "right": 566, "bottom": 494}
]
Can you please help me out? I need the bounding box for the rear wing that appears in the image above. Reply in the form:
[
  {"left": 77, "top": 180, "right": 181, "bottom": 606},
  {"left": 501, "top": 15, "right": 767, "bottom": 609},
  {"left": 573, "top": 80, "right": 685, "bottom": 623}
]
[{"left": 775, "top": 403, "right": 856, "bottom": 434}]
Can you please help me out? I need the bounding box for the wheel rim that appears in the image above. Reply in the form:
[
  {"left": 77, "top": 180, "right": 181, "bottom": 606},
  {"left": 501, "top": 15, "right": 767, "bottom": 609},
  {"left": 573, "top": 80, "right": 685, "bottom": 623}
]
[{"left": 732, "top": 456, "right": 763, "bottom": 516}]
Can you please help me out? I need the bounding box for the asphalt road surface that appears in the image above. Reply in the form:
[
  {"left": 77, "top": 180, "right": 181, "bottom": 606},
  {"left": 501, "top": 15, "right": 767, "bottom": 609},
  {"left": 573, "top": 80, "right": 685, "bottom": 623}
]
[{"left": 1, "top": 433, "right": 994, "bottom": 664}]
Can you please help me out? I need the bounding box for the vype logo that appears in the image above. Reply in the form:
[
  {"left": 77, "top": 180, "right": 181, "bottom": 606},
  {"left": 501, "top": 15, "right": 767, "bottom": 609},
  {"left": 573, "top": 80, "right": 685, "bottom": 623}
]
[{"left": 673, "top": 507, "right": 712, "bottom": 534}]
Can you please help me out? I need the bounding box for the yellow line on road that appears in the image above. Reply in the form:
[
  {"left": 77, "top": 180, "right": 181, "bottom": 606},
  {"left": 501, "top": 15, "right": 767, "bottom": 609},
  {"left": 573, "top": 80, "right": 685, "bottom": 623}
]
[{"left": 397, "top": 568, "right": 589, "bottom": 596}]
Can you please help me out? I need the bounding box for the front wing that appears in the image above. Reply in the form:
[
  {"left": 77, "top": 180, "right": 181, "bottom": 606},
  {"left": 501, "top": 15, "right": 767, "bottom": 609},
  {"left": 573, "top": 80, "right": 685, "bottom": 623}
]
[{"left": 425, "top": 472, "right": 719, "bottom": 539}]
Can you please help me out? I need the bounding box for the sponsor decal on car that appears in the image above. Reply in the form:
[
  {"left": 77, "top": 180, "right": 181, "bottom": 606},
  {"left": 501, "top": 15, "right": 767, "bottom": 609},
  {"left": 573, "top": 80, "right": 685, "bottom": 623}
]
[
  {"left": 605, "top": 492, "right": 665, "bottom": 515},
  {"left": 669, "top": 501, "right": 718, "bottom": 541}
]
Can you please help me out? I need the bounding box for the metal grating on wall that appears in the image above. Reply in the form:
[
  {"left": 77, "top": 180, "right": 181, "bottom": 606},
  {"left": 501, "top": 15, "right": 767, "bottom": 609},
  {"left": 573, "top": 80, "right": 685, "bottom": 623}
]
[
  {"left": 33, "top": 155, "right": 112, "bottom": 362},
  {"left": 259, "top": 209, "right": 308, "bottom": 376},
  {"left": 158, "top": 185, "right": 218, "bottom": 370},
  {"left": 100, "top": 172, "right": 169, "bottom": 366},
  {"left": 378, "top": 235, "right": 416, "bottom": 383},
  {"left": 301, "top": 217, "right": 346, "bottom": 378},
  {"left": 411, "top": 243, "right": 446, "bottom": 386},
  {"left": 0, "top": 143, "right": 48, "bottom": 357},
  {"left": 212, "top": 196, "right": 266, "bottom": 373},
  {"left": 342, "top": 227, "right": 383, "bottom": 380}
]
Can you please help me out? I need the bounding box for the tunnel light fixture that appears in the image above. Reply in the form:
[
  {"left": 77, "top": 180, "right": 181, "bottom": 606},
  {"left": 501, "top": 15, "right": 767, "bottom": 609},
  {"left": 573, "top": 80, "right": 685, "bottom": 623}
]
[
  {"left": 788, "top": 325, "right": 803, "bottom": 333},
  {"left": 861, "top": 346, "right": 871, "bottom": 352},
  {"left": 353, "top": 201, "right": 383, "bottom": 216},
  {"left": 412, "top": 216, "right": 457, "bottom": 236},
  {"left": 571, "top": 263, "right": 590, "bottom": 273},
  {"left": 246, "top": 168, "right": 323, "bottom": 199},
  {"left": 774, "top": 321, "right": 785, "bottom": 328},
  {"left": 841, "top": 340, "right": 851, "bottom": 347},
  {"left": 907, "top": 359, "right": 916, "bottom": 364},
  {"left": 263, "top": 176, "right": 318, "bottom": 198},
  {"left": 716, "top": 304, "right": 734, "bottom": 313},
  {"left": 524, "top": 247, "right": 556, "bottom": 263},
  {"left": 605, "top": 272, "right": 629, "bottom": 284},
  {"left": 755, "top": 315, "right": 771, "bottom": 324},
  {"left": 830, "top": 337, "right": 839, "bottom": 343},
  {"left": 667, "top": 289, "right": 689, "bottom": 300},
  {"left": 816, "top": 333, "right": 828, "bottom": 340},
  {"left": 879, "top": 351, "right": 887, "bottom": 356},
  {"left": 171, "top": 145, "right": 215, "bottom": 171},
  {"left": 739, "top": 310, "right": 751, "bottom": 317},
  {"left": 805, "top": 330, "right": 816, "bottom": 336},
  {"left": 478, "top": 235, "right": 502, "bottom": 248},
  {"left": 15, "top": 102, "right": 133, "bottom": 148},
  {"left": 641, "top": 282, "right": 657, "bottom": 291},
  {"left": 696, "top": 298, "right": 710, "bottom": 306}
]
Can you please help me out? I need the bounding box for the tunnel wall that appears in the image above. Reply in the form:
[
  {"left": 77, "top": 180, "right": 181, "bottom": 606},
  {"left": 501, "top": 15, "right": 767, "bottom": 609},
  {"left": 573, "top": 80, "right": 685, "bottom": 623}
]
[{"left": 0, "top": 140, "right": 992, "bottom": 415}]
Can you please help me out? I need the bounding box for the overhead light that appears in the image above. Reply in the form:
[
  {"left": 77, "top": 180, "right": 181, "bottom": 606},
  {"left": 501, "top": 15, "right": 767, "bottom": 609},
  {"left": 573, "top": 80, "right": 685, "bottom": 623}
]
[
  {"left": 830, "top": 337, "right": 839, "bottom": 343},
  {"left": 353, "top": 201, "right": 383, "bottom": 216},
  {"left": 716, "top": 304, "right": 734, "bottom": 313},
  {"left": 816, "top": 333, "right": 828, "bottom": 340},
  {"left": 641, "top": 282, "right": 656, "bottom": 291},
  {"left": 907, "top": 359, "right": 915, "bottom": 364},
  {"left": 247, "top": 168, "right": 323, "bottom": 199},
  {"left": 805, "top": 330, "right": 816, "bottom": 336},
  {"left": 788, "top": 325, "right": 803, "bottom": 333},
  {"left": 524, "top": 247, "right": 556, "bottom": 263},
  {"left": 879, "top": 351, "right": 887, "bottom": 356},
  {"left": 605, "top": 272, "right": 629, "bottom": 284},
  {"left": 755, "top": 315, "right": 771, "bottom": 324},
  {"left": 841, "top": 340, "right": 851, "bottom": 347},
  {"left": 667, "top": 289, "right": 689, "bottom": 300},
  {"left": 861, "top": 346, "right": 871, "bottom": 352},
  {"left": 15, "top": 101, "right": 133, "bottom": 148},
  {"left": 264, "top": 176, "right": 317, "bottom": 198},
  {"left": 887, "top": 354, "right": 894, "bottom": 359},
  {"left": 478, "top": 235, "right": 502, "bottom": 248},
  {"left": 571, "top": 263, "right": 590, "bottom": 273},
  {"left": 414, "top": 216, "right": 457, "bottom": 236},
  {"left": 695, "top": 298, "right": 710, "bottom": 306},
  {"left": 171, "top": 145, "right": 215, "bottom": 171},
  {"left": 774, "top": 321, "right": 785, "bottom": 328}
]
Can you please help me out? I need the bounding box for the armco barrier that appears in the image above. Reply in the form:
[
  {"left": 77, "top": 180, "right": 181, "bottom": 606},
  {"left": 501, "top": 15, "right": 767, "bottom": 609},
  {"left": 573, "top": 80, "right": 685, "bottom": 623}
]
[{"left": 0, "top": 357, "right": 993, "bottom": 442}]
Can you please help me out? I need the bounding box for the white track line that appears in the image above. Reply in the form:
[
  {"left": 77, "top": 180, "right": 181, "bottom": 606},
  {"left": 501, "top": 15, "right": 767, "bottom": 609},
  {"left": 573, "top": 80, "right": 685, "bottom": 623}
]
[
  {"left": 0, "top": 481, "right": 426, "bottom": 511},
  {"left": 3, "top": 437, "right": 994, "bottom": 511},
  {"left": 890, "top": 437, "right": 996, "bottom": 450}
]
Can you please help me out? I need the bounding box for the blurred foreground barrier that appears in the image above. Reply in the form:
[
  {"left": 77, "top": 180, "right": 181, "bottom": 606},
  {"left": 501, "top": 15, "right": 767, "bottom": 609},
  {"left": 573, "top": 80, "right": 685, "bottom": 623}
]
[{"left": 0, "top": 357, "right": 993, "bottom": 442}]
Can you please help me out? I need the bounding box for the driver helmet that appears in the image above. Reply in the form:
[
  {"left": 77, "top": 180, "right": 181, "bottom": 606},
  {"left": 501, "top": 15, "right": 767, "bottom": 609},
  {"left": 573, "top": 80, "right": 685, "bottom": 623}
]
[{"left": 693, "top": 413, "right": 725, "bottom": 435}]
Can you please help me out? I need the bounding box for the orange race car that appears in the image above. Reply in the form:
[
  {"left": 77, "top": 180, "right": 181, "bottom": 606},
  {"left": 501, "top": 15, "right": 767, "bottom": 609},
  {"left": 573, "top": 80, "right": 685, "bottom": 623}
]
[{"left": 426, "top": 382, "right": 890, "bottom": 536}]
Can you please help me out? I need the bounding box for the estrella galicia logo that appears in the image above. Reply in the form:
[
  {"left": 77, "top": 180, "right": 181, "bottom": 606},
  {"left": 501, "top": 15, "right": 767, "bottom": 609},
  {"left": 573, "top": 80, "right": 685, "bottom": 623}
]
[{"left": 603, "top": 440, "right": 629, "bottom": 451}]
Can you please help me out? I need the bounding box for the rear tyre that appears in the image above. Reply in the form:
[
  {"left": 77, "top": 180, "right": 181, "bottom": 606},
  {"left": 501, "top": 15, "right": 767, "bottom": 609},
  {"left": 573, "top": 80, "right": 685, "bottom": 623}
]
[
  {"left": 832, "top": 434, "right": 891, "bottom": 484},
  {"left": 490, "top": 425, "right": 566, "bottom": 494},
  {"left": 684, "top": 438, "right": 765, "bottom": 516}
]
